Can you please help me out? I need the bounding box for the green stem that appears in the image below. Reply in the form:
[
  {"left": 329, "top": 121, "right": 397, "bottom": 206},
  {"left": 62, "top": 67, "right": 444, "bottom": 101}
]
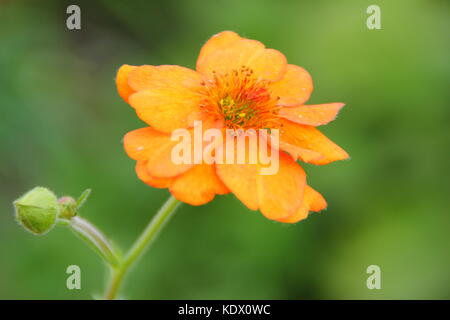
[
  {"left": 104, "top": 195, "right": 181, "bottom": 300},
  {"left": 69, "top": 216, "right": 120, "bottom": 267}
]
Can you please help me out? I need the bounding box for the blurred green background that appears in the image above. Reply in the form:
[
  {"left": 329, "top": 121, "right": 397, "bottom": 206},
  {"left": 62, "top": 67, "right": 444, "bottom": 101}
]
[{"left": 0, "top": 0, "right": 449, "bottom": 299}]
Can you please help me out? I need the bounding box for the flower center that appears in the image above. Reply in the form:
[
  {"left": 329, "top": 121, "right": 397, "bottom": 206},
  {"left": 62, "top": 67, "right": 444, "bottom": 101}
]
[{"left": 200, "top": 66, "right": 280, "bottom": 130}]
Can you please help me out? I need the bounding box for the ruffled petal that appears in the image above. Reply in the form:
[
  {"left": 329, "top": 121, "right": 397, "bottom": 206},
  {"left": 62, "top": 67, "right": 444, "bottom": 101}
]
[
  {"left": 127, "top": 65, "right": 203, "bottom": 133},
  {"left": 276, "top": 185, "right": 327, "bottom": 223},
  {"left": 169, "top": 164, "right": 229, "bottom": 206},
  {"left": 217, "top": 163, "right": 259, "bottom": 210},
  {"left": 279, "top": 119, "right": 349, "bottom": 165},
  {"left": 197, "top": 36, "right": 287, "bottom": 82},
  {"left": 278, "top": 140, "right": 325, "bottom": 163},
  {"left": 135, "top": 161, "right": 174, "bottom": 188},
  {"left": 196, "top": 31, "right": 242, "bottom": 70},
  {"left": 279, "top": 103, "right": 345, "bottom": 126},
  {"left": 123, "top": 127, "right": 193, "bottom": 178},
  {"left": 270, "top": 64, "right": 313, "bottom": 106},
  {"left": 216, "top": 150, "right": 306, "bottom": 220},
  {"left": 258, "top": 152, "right": 306, "bottom": 220},
  {"left": 308, "top": 186, "right": 327, "bottom": 212},
  {"left": 116, "top": 64, "right": 137, "bottom": 102},
  {"left": 262, "top": 129, "right": 325, "bottom": 163},
  {"left": 128, "top": 65, "right": 202, "bottom": 92}
]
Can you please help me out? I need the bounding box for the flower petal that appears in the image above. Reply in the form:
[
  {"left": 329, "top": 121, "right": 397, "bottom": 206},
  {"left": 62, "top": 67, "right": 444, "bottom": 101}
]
[
  {"left": 128, "top": 65, "right": 202, "bottom": 92},
  {"left": 261, "top": 129, "right": 325, "bottom": 163},
  {"left": 279, "top": 119, "right": 349, "bottom": 165},
  {"left": 308, "top": 186, "right": 327, "bottom": 212},
  {"left": 258, "top": 152, "right": 306, "bottom": 220},
  {"left": 217, "top": 162, "right": 259, "bottom": 210},
  {"left": 196, "top": 31, "right": 242, "bottom": 70},
  {"left": 135, "top": 161, "right": 174, "bottom": 188},
  {"left": 270, "top": 64, "right": 313, "bottom": 106},
  {"left": 170, "top": 164, "right": 229, "bottom": 206},
  {"left": 216, "top": 151, "right": 306, "bottom": 220},
  {"left": 278, "top": 140, "right": 325, "bottom": 163},
  {"left": 124, "top": 127, "right": 193, "bottom": 177},
  {"left": 116, "top": 64, "right": 137, "bottom": 102},
  {"left": 276, "top": 185, "right": 327, "bottom": 223},
  {"left": 279, "top": 103, "right": 345, "bottom": 126},
  {"left": 197, "top": 37, "right": 287, "bottom": 82},
  {"left": 127, "top": 65, "right": 203, "bottom": 133}
]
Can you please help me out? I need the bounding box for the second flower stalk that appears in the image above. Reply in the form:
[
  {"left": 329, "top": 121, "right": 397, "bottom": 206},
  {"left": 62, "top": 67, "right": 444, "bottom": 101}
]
[
  {"left": 102, "top": 195, "right": 181, "bottom": 300},
  {"left": 15, "top": 186, "right": 182, "bottom": 300},
  {"left": 65, "top": 194, "right": 182, "bottom": 300}
]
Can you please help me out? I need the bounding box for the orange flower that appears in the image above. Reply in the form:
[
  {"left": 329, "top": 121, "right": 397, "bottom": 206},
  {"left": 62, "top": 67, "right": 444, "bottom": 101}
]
[{"left": 117, "top": 31, "right": 349, "bottom": 223}]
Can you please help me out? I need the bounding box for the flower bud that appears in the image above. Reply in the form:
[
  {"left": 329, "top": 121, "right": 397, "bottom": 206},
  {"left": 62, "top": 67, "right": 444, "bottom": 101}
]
[
  {"left": 58, "top": 196, "right": 77, "bottom": 220},
  {"left": 14, "top": 187, "right": 59, "bottom": 235}
]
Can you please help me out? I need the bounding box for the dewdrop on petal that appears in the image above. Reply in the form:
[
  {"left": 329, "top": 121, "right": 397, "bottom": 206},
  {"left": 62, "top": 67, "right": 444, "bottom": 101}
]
[{"left": 14, "top": 187, "right": 59, "bottom": 235}]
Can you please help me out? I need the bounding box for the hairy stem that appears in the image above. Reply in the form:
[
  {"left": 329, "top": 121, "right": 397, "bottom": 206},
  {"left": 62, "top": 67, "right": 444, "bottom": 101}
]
[
  {"left": 69, "top": 216, "right": 120, "bottom": 267},
  {"left": 103, "top": 195, "right": 181, "bottom": 300}
]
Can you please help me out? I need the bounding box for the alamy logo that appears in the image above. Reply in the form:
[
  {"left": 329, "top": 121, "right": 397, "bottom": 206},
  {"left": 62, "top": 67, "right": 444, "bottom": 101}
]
[
  {"left": 66, "top": 265, "right": 81, "bottom": 290},
  {"left": 366, "top": 5, "right": 381, "bottom": 30},
  {"left": 366, "top": 265, "right": 381, "bottom": 289},
  {"left": 170, "top": 121, "right": 280, "bottom": 175},
  {"left": 66, "top": 5, "right": 81, "bottom": 30}
]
